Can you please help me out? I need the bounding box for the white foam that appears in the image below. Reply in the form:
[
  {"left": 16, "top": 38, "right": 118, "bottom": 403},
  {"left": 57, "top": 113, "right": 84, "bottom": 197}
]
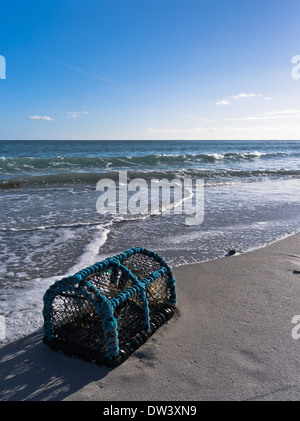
[
  {"left": 207, "top": 153, "right": 224, "bottom": 160},
  {"left": 0, "top": 223, "right": 111, "bottom": 345}
]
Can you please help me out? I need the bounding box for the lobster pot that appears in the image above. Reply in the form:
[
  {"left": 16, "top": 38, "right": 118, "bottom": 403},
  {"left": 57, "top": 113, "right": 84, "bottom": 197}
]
[
  {"left": 113, "top": 248, "right": 177, "bottom": 319},
  {"left": 43, "top": 248, "right": 177, "bottom": 366}
]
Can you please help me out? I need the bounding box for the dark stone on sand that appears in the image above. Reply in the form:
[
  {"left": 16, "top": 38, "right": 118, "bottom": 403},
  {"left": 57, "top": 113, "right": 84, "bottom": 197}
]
[{"left": 228, "top": 250, "right": 236, "bottom": 256}]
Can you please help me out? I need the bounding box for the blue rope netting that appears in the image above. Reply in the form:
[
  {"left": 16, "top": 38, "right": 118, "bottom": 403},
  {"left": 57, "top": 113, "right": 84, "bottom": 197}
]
[{"left": 42, "top": 247, "right": 177, "bottom": 366}]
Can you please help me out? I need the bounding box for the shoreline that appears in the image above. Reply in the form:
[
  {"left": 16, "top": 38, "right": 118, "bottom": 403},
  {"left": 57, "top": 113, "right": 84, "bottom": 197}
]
[
  {"left": 173, "top": 228, "right": 300, "bottom": 268},
  {"left": 1, "top": 232, "right": 300, "bottom": 400}
]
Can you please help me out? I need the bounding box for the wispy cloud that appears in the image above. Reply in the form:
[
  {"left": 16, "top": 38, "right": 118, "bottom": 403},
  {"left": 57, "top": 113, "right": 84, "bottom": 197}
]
[
  {"left": 263, "top": 109, "right": 300, "bottom": 116},
  {"left": 216, "top": 100, "right": 231, "bottom": 106},
  {"left": 232, "top": 92, "right": 257, "bottom": 100},
  {"left": 66, "top": 111, "right": 88, "bottom": 118},
  {"left": 147, "top": 127, "right": 193, "bottom": 134},
  {"left": 29, "top": 115, "right": 54, "bottom": 121},
  {"left": 146, "top": 109, "right": 300, "bottom": 140},
  {"left": 216, "top": 92, "right": 271, "bottom": 105},
  {"left": 227, "top": 109, "right": 300, "bottom": 121}
]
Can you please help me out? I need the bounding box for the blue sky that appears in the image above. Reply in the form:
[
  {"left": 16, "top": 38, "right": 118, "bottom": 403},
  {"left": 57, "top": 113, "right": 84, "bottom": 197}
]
[{"left": 0, "top": 0, "right": 300, "bottom": 140}]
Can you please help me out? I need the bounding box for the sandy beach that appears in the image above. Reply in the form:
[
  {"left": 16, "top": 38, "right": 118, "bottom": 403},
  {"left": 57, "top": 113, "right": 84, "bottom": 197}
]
[{"left": 1, "top": 232, "right": 300, "bottom": 401}]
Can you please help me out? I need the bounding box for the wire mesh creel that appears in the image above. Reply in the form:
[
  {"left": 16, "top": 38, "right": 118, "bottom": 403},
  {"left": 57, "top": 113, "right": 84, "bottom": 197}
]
[{"left": 42, "top": 247, "right": 177, "bottom": 367}]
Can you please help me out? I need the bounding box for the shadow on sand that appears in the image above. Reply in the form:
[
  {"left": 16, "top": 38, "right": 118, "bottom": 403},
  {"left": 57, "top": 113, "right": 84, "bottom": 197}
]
[{"left": 0, "top": 329, "right": 112, "bottom": 401}]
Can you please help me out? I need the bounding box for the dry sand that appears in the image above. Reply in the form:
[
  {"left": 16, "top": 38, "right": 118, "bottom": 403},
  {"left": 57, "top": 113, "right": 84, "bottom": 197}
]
[{"left": 1, "top": 232, "right": 300, "bottom": 401}]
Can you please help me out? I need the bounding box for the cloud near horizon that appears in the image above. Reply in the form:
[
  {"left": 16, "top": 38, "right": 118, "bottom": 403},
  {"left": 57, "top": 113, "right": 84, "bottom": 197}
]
[
  {"left": 146, "top": 108, "right": 300, "bottom": 140},
  {"left": 29, "top": 115, "right": 54, "bottom": 121},
  {"left": 216, "top": 92, "right": 271, "bottom": 105}
]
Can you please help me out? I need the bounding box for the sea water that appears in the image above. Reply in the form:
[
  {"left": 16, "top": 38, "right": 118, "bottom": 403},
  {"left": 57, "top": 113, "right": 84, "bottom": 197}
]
[{"left": 1, "top": 139, "right": 300, "bottom": 343}]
